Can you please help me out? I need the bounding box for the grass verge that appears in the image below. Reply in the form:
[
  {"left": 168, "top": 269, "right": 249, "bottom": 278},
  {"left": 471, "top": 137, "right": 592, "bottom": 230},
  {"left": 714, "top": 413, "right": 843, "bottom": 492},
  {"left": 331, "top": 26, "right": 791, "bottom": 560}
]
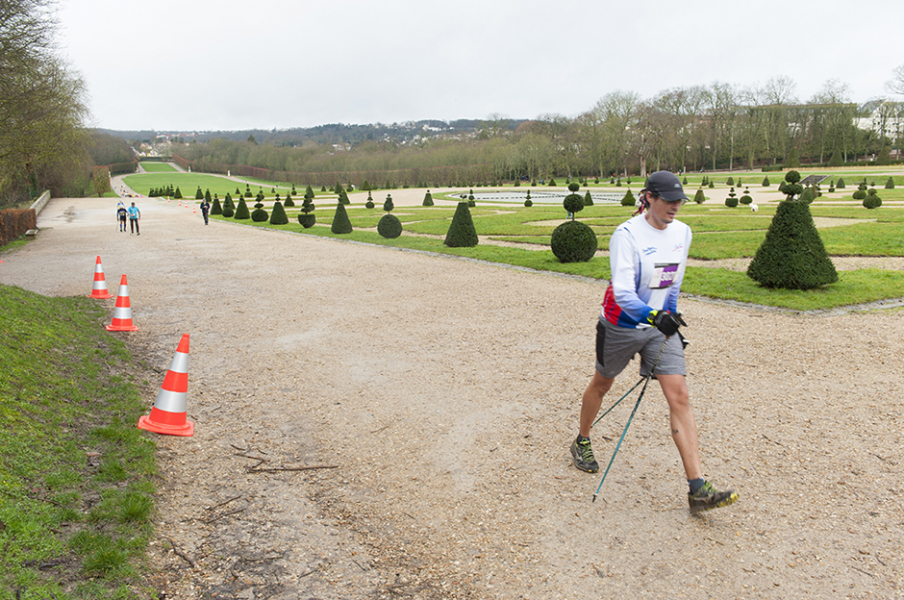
[{"left": 0, "top": 285, "right": 156, "bottom": 600}]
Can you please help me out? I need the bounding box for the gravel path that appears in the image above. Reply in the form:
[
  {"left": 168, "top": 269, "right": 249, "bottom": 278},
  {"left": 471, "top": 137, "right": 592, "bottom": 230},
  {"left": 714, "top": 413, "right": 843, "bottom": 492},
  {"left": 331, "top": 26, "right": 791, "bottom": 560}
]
[{"left": 2, "top": 196, "right": 902, "bottom": 600}]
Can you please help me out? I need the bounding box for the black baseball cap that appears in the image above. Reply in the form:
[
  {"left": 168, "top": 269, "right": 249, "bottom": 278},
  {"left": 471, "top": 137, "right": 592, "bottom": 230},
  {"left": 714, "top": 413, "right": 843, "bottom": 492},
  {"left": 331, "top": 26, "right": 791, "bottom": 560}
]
[{"left": 647, "top": 171, "right": 688, "bottom": 202}]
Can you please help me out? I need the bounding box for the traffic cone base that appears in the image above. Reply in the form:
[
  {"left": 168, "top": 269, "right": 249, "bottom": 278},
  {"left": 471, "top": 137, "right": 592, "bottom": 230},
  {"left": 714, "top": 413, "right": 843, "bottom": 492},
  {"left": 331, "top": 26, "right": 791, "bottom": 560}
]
[
  {"left": 106, "top": 274, "right": 138, "bottom": 331},
  {"left": 137, "top": 334, "right": 193, "bottom": 437},
  {"left": 88, "top": 256, "right": 113, "bottom": 299}
]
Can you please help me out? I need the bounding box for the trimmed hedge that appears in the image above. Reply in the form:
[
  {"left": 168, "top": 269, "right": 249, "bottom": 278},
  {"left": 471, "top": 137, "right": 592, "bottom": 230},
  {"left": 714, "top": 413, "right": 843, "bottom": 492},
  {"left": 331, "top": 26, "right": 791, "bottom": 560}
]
[
  {"left": 747, "top": 200, "right": 837, "bottom": 290},
  {"left": 377, "top": 214, "right": 403, "bottom": 238},
  {"left": 551, "top": 220, "right": 598, "bottom": 263},
  {"left": 0, "top": 208, "right": 37, "bottom": 247},
  {"left": 331, "top": 202, "right": 353, "bottom": 234},
  {"left": 444, "top": 202, "right": 478, "bottom": 247},
  {"left": 269, "top": 201, "right": 288, "bottom": 225},
  {"left": 251, "top": 207, "right": 269, "bottom": 222},
  {"left": 863, "top": 189, "right": 882, "bottom": 209}
]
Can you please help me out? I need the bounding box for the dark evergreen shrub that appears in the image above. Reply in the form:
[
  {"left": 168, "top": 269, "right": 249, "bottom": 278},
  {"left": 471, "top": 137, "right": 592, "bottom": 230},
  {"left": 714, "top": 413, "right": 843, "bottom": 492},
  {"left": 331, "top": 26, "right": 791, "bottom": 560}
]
[
  {"left": 740, "top": 189, "right": 752, "bottom": 205},
  {"left": 174, "top": 187, "right": 183, "bottom": 199},
  {"left": 338, "top": 188, "right": 350, "bottom": 205},
  {"left": 836, "top": 178, "right": 845, "bottom": 189},
  {"left": 828, "top": 148, "right": 842, "bottom": 167},
  {"left": 297, "top": 213, "right": 316, "bottom": 228},
  {"left": 610, "top": 178, "right": 615, "bottom": 184},
  {"left": 524, "top": 199, "right": 533, "bottom": 207},
  {"left": 211, "top": 197, "right": 222, "bottom": 214},
  {"left": 320, "top": 185, "right": 327, "bottom": 192},
  {"left": 708, "top": 180, "right": 714, "bottom": 188},
  {"left": 304, "top": 185, "right": 315, "bottom": 200},
  {"left": 747, "top": 200, "right": 838, "bottom": 290},
  {"left": 799, "top": 187, "right": 814, "bottom": 204},
  {"left": 365, "top": 191, "right": 375, "bottom": 208},
  {"left": 568, "top": 182, "right": 580, "bottom": 192},
  {"left": 548, "top": 178, "right": 557, "bottom": 186},
  {"left": 584, "top": 190, "right": 593, "bottom": 206},
  {"left": 284, "top": 194, "right": 294, "bottom": 207},
  {"left": 852, "top": 188, "right": 867, "bottom": 200},
  {"left": 222, "top": 196, "right": 235, "bottom": 218},
  {"left": 205, "top": 189, "right": 211, "bottom": 202},
  {"left": 786, "top": 147, "right": 800, "bottom": 168},
  {"left": 782, "top": 170, "right": 802, "bottom": 199},
  {"left": 269, "top": 201, "right": 288, "bottom": 224},
  {"left": 444, "top": 202, "right": 478, "bottom": 247},
  {"left": 383, "top": 194, "right": 394, "bottom": 212},
  {"left": 762, "top": 176, "right": 770, "bottom": 186},
  {"left": 531, "top": 180, "right": 537, "bottom": 186},
  {"left": 725, "top": 187, "right": 739, "bottom": 207},
  {"left": 377, "top": 214, "right": 403, "bottom": 238},
  {"left": 620, "top": 189, "right": 636, "bottom": 206},
  {"left": 423, "top": 190, "right": 434, "bottom": 206},
  {"left": 694, "top": 188, "right": 706, "bottom": 204},
  {"left": 885, "top": 177, "right": 895, "bottom": 189},
  {"left": 737, "top": 178, "right": 743, "bottom": 186},
  {"left": 563, "top": 193, "right": 584, "bottom": 218},
  {"left": 863, "top": 189, "right": 882, "bottom": 208},
  {"left": 251, "top": 207, "right": 268, "bottom": 221},
  {"left": 616, "top": 178, "right": 622, "bottom": 187},
  {"left": 331, "top": 202, "right": 353, "bottom": 234},
  {"left": 682, "top": 176, "right": 688, "bottom": 185},
  {"left": 726, "top": 177, "right": 734, "bottom": 186},
  {"left": 551, "top": 221, "right": 598, "bottom": 263},
  {"left": 234, "top": 198, "right": 250, "bottom": 220},
  {"left": 195, "top": 187, "right": 203, "bottom": 200}
]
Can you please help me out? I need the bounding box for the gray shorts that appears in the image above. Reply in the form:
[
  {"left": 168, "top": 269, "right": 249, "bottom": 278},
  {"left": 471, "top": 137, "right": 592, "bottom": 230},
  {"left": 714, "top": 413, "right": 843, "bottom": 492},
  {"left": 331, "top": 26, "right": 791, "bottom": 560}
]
[{"left": 595, "top": 316, "right": 686, "bottom": 378}]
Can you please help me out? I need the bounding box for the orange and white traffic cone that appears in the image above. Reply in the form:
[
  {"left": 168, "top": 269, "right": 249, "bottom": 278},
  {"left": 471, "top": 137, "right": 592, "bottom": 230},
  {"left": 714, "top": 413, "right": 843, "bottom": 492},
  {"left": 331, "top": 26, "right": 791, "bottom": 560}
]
[
  {"left": 88, "top": 256, "right": 113, "bottom": 299},
  {"left": 138, "top": 334, "right": 194, "bottom": 436},
  {"left": 105, "top": 274, "right": 138, "bottom": 331}
]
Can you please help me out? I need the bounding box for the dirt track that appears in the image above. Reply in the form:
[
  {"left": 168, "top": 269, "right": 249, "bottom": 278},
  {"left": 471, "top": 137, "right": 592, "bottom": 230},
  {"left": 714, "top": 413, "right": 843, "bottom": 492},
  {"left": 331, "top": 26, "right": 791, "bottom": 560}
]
[{"left": 1, "top": 195, "right": 902, "bottom": 600}]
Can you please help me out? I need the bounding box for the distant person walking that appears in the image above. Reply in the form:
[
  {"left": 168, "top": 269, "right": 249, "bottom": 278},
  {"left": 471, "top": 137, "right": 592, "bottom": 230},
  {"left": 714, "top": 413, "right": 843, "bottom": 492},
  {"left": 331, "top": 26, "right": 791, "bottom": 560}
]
[
  {"left": 117, "top": 202, "right": 127, "bottom": 232},
  {"left": 128, "top": 202, "right": 141, "bottom": 235},
  {"left": 200, "top": 198, "right": 210, "bottom": 225}
]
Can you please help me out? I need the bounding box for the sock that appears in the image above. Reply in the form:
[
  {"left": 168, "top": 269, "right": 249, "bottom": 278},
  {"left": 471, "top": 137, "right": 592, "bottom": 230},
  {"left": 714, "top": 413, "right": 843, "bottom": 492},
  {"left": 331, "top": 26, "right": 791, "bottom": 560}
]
[{"left": 688, "top": 478, "right": 705, "bottom": 494}]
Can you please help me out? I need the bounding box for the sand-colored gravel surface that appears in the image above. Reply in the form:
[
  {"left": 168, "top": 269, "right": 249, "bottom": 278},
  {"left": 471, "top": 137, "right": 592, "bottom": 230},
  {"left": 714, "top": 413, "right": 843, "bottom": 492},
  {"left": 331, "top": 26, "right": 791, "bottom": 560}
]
[{"left": 1, "top": 195, "right": 902, "bottom": 600}]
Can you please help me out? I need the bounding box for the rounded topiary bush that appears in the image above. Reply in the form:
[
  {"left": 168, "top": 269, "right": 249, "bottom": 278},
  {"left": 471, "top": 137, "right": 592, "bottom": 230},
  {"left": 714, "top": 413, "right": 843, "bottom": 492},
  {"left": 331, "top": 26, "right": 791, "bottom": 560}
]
[
  {"left": 444, "top": 202, "right": 478, "bottom": 247},
  {"left": 298, "top": 213, "right": 316, "bottom": 228},
  {"left": 563, "top": 193, "right": 584, "bottom": 217},
  {"left": 269, "top": 201, "right": 288, "bottom": 225},
  {"left": 863, "top": 189, "right": 882, "bottom": 209},
  {"left": 524, "top": 199, "right": 533, "bottom": 207},
  {"left": 377, "top": 213, "right": 403, "bottom": 238},
  {"left": 331, "top": 202, "right": 353, "bottom": 234},
  {"left": 781, "top": 170, "right": 803, "bottom": 199},
  {"left": 740, "top": 189, "right": 752, "bottom": 205},
  {"left": 620, "top": 189, "right": 636, "bottom": 207},
  {"left": 551, "top": 220, "right": 598, "bottom": 263},
  {"left": 852, "top": 188, "right": 867, "bottom": 200},
  {"left": 725, "top": 187, "right": 738, "bottom": 207},
  {"left": 234, "top": 198, "right": 250, "bottom": 220},
  {"left": 251, "top": 207, "right": 268, "bottom": 222}
]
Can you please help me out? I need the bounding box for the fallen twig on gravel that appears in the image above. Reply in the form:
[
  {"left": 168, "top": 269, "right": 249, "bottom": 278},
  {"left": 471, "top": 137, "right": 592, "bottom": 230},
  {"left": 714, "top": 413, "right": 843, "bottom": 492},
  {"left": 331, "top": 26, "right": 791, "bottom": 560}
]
[
  {"left": 203, "top": 507, "right": 247, "bottom": 524},
  {"left": 166, "top": 538, "right": 197, "bottom": 569},
  {"left": 205, "top": 495, "right": 242, "bottom": 511},
  {"left": 246, "top": 465, "right": 338, "bottom": 473}
]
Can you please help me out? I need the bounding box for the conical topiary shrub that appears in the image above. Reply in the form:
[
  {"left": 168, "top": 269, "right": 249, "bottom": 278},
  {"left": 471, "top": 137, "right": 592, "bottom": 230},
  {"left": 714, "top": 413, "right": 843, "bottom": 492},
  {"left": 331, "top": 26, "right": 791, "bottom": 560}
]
[
  {"left": 551, "top": 220, "right": 598, "bottom": 263},
  {"left": 195, "top": 187, "right": 204, "bottom": 200},
  {"left": 222, "top": 195, "right": 235, "bottom": 218},
  {"left": 583, "top": 190, "right": 594, "bottom": 206},
  {"left": 423, "top": 190, "right": 434, "bottom": 207},
  {"left": 885, "top": 177, "right": 895, "bottom": 189},
  {"left": 620, "top": 189, "right": 635, "bottom": 207},
  {"left": 836, "top": 178, "right": 846, "bottom": 189},
  {"left": 211, "top": 197, "right": 223, "bottom": 215},
  {"left": 747, "top": 200, "right": 838, "bottom": 290},
  {"left": 798, "top": 187, "right": 814, "bottom": 204},
  {"left": 269, "top": 201, "right": 288, "bottom": 225},
  {"left": 338, "top": 185, "right": 350, "bottom": 205},
  {"left": 234, "top": 197, "right": 250, "bottom": 220},
  {"left": 694, "top": 188, "right": 706, "bottom": 204},
  {"left": 331, "top": 202, "right": 353, "bottom": 234},
  {"left": 444, "top": 202, "right": 478, "bottom": 247},
  {"left": 284, "top": 193, "right": 294, "bottom": 207}
]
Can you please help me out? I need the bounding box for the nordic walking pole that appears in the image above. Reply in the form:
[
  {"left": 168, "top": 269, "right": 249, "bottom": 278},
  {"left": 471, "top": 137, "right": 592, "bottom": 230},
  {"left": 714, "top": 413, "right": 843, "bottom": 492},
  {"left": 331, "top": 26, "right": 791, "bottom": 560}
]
[
  {"left": 591, "top": 337, "right": 669, "bottom": 503},
  {"left": 591, "top": 376, "right": 645, "bottom": 429}
]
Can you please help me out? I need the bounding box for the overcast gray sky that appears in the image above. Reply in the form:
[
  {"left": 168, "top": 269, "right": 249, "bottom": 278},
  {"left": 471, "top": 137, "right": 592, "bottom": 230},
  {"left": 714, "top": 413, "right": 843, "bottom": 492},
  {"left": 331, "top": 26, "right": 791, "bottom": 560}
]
[{"left": 56, "top": 0, "right": 904, "bottom": 132}]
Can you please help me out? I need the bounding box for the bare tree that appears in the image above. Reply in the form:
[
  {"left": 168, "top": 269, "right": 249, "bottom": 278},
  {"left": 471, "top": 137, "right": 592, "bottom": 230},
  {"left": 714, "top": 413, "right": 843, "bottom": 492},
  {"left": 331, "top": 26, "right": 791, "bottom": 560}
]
[{"left": 886, "top": 64, "right": 904, "bottom": 96}]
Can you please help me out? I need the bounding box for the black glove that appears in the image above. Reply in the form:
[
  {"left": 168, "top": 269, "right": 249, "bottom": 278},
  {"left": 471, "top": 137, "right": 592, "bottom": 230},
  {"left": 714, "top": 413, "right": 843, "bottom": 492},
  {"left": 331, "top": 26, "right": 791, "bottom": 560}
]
[{"left": 648, "top": 310, "right": 687, "bottom": 337}]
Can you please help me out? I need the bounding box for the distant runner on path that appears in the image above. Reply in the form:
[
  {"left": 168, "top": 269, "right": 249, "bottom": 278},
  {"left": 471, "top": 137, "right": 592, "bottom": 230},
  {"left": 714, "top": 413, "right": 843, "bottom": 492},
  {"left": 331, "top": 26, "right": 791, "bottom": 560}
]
[{"left": 128, "top": 202, "right": 141, "bottom": 235}]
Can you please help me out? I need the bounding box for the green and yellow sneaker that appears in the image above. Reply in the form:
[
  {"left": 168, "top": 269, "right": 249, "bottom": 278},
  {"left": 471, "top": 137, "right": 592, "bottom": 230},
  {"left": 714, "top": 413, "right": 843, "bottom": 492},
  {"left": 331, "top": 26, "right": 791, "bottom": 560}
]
[
  {"left": 570, "top": 436, "right": 599, "bottom": 473},
  {"left": 688, "top": 481, "right": 738, "bottom": 513}
]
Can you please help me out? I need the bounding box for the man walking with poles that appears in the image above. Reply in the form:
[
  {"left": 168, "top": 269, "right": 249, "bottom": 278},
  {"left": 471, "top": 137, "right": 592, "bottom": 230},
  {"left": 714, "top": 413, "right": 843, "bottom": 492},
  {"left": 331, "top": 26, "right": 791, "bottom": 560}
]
[{"left": 571, "top": 171, "right": 738, "bottom": 513}]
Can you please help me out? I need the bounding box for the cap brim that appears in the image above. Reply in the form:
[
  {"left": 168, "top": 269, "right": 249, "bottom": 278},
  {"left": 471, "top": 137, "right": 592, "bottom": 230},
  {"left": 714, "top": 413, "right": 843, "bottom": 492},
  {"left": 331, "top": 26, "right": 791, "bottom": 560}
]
[{"left": 659, "top": 190, "right": 688, "bottom": 202}]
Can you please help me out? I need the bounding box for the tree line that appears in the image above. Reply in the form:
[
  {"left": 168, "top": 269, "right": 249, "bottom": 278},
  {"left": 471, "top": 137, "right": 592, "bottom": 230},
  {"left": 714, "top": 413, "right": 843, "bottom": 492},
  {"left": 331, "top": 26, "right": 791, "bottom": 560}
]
[
  {"left": 171, "top": 78, "right": 902, "bottom": 188},
  {"left": 0, "top": 0, "right": 133, "bottom": 207}
]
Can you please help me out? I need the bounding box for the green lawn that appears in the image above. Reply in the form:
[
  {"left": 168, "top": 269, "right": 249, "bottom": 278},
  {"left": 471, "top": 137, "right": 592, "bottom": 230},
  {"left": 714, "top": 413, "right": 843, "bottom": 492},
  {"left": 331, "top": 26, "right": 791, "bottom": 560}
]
[
  {"left": 0, "top": 285, "right": 157, "bottom": 600},
  {"left": 138, "top": 162, "right": 176, "bottom": 173}
]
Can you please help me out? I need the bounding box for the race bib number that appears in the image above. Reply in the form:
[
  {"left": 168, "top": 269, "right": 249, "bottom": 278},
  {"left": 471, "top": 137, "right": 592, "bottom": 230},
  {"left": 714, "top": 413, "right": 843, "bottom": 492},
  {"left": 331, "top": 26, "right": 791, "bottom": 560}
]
[{"left": 649, "top": 263, "right": 679, "bottom": 289}]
